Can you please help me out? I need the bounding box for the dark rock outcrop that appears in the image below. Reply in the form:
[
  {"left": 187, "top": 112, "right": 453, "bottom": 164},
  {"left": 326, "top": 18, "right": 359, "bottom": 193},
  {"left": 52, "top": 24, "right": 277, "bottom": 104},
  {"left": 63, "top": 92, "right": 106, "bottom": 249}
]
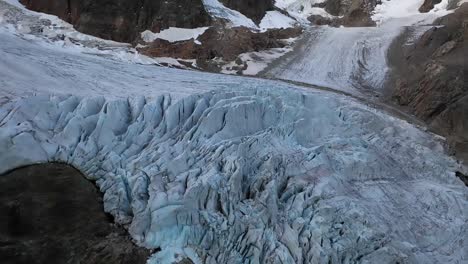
[
  {"left": 219, "top": 0, "right": 275, "bottom": 24},
  {"left": 0, "top": 163, "right": 150, "bottom": 264},
  {"left": 419, "top": 0, "right": 442, "bottom": 12},
  {"left": 311, "top": 0, "right": 381, "bottom": 27},
  {"left": 387, "top": 4, "right": 468, "bottom": 162},
  {"left": 20, "top": 0, "right": 212, "bottom": 42},
  {"left": 138, "top": 26, "right": 302, "bottom": 71}
]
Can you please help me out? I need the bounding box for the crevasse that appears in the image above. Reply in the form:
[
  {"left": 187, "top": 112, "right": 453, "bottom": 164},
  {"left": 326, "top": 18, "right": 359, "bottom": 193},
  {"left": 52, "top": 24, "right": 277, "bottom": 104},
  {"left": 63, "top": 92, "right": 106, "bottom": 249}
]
[{"left": 1, "top": 89, "right": 466, "bottom": 263}]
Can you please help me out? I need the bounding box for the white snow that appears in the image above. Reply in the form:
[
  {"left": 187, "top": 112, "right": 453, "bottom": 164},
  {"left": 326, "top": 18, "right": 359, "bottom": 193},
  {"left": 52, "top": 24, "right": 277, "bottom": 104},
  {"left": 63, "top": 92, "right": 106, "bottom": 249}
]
[
  {"left": 259, "top": 11, "right": 297, "bottom": 30},
  {"left": 141, "top": 27, "right": 210, "bottom": 45},
  {"left": 202, "top": 0, "right": 258, "bottom": 29}
]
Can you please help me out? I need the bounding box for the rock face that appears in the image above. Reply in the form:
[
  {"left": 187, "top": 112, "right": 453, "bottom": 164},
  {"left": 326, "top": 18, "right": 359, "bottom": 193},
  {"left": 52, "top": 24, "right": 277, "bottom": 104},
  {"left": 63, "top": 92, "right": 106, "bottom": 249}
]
[
  {"left": 311, "top": 0, "right": 381, "bottom": 27},
  {"left": 0, "top": 163, "right": 150, "bottom": 264},
  {"left": 219, "top": 0, "right": 275, "bottom": 23},
  {"left": 419, "top": 0, "right": 442, "bottom": 12},
  {"left": 387, "top": 4, "right": 468, "bottom": 162},
  {"left": 138, "top": 26, "right": 301, "bottom": 70},
  {"left": 19, "top": 0, "right": 212, "bottom": 42}
]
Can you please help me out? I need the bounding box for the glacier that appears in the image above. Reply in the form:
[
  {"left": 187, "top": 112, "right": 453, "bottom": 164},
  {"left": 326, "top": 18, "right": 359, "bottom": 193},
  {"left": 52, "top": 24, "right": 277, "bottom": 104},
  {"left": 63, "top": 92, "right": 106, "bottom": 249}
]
[
  {"left": 264, "top": 0, "right": 453, "bottom": 96},
  {"left": 1, "top": 1, "right": 467, "bottom": 264},
  {"left": 2, "top": 86, "right": 467, "bottom": 264}
]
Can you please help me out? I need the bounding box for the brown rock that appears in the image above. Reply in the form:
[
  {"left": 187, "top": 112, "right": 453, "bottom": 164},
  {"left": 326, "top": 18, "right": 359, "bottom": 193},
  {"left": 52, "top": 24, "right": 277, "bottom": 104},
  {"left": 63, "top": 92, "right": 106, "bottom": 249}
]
[{"left": 387, "top": 3, "right": 468, "bottom": 162}]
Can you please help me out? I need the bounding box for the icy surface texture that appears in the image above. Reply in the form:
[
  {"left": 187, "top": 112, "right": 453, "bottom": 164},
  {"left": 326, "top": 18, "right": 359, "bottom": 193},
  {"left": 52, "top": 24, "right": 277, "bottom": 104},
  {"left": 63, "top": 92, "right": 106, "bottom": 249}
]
[
  {"left": 1, "top": 89, "right": 466, "bottom": 264},
  {"left": 0, "top": 28, "right": 291, "bottom": 103}
]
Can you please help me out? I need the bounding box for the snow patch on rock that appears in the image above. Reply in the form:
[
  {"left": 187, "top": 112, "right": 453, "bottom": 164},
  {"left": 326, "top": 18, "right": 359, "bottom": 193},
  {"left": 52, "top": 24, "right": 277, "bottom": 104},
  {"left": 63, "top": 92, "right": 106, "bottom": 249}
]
[
  {"left": 141, "top": 27, "right": 210, "bottom": 45},
  {"left": 275, "top": 0, "right": 334, "bottom": 23},
  {"left": 221, "top": 47, "right": 294, "bottom": 75},
  {"left": 372, "top": 0, "right": 452, "bottom": 24}
]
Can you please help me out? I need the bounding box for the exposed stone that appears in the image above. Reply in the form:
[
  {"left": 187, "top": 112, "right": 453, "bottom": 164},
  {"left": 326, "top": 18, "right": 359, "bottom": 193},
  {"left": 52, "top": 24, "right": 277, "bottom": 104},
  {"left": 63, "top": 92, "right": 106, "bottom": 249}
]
[
  {"left": 19, "top": 0, "right": 212, "bottom": 42},
  {"left": 419, "top": 0, "right": 442, "bottom": 12},
  {"left": 387, "top": 3, "right": 468, "bottom": 162},
  {"left": 308, "top": 15, "right": 339, "bottom": 26},
  {"left": 0, "top": 163, "right": 150, "bottom": 264},
  {"left": 137, "top": 26, "right": 302, "bottom": 72}
]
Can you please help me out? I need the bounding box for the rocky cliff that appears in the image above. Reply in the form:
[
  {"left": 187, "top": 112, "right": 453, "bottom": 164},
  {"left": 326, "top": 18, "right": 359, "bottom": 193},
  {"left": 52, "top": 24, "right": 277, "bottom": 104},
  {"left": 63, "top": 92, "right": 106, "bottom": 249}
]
[
  {"left": 0, "top": 164, "right": 150, "bottom": 264},
  {"left": 388, "top": 3, "right": 468, "bottom": 161},
  {"left": 20, "top": 0, "right": 212, "bottom": 42},
  {"left": 220, "top": 0, "right": 275, "bottom": 23},
  {"left": 309, "top": 0, "right": 381, "bottom": 27}
]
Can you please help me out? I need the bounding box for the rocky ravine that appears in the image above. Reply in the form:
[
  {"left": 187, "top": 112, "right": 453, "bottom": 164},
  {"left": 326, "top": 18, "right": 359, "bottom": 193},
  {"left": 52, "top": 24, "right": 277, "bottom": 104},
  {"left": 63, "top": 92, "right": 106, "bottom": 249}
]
[{"left": 387, "top": 3, "right": 468, "bottom": 162}]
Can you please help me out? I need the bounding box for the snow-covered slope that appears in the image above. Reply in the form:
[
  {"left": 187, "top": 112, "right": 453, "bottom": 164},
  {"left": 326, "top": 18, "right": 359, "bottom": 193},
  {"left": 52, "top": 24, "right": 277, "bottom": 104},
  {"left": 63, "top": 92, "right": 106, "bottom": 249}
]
[
  {"left": 264, "top": 0, "right": 454, "bottom": 95},
  {"left": 202, "top": 0, "right": 259, "bottom": 28},
  {"left": 275, "top": 0, "right": 333, "bottom": 22},
  {"left": 1, "top": 11, "right": 467, "bottom": 264}
]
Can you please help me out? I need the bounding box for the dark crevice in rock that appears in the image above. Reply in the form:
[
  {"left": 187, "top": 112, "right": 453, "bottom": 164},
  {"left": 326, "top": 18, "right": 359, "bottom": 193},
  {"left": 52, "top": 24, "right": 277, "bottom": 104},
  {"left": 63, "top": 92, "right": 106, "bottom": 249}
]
[
  {"left": 0, "top": 163, "right": 150, "bottom": 264},
  {"left": 455, "top": 171, "right": 468, "bottom": 186}
]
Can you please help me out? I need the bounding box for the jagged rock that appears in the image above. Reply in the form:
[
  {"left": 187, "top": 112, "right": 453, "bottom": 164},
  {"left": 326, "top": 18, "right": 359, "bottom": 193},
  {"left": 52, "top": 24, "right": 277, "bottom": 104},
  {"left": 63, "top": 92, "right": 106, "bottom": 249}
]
[
  {"left": 311, "top": 0, "right": 380, "bottom": 27},
  {"left": 19, "top": 0, "right": 212, "bottom": 42},
  {"left": 0, "top": 164, "right": 150, "bottom": 264},
  {"left": 387, "top": 3, "right": 468, "bottom": 162},
  {"left": 138, "top": 26, "right": 302, "bottom": 71},
  {"left": 219, "top": 0, "right": 275, "bottom": 24},
  {"left": 307, "top": 15, "right": 340, "bottom": 26},
  {"left": 419, "top": 0, "right": 442, "bottom": 12}
]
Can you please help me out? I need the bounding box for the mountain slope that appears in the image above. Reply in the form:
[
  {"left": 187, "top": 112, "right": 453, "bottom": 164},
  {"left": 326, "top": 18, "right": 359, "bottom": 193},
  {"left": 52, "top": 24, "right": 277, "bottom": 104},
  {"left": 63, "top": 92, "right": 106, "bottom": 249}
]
[
  {"left": 1, "top": 6, "right": 467, "bottom": 263},
  {"left": 387, "top": 3, "right": 468, "bottom": 161}
]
